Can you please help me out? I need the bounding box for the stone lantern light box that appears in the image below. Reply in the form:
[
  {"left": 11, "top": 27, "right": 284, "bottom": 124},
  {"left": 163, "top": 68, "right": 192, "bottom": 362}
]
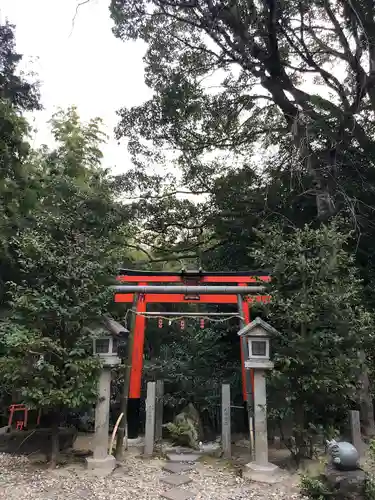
[
  {"left": 92, "top": 317, "right": 129, "bottom": 367},
  {"left": 238, "top": 317, "right": 278, "bottom": 370}
]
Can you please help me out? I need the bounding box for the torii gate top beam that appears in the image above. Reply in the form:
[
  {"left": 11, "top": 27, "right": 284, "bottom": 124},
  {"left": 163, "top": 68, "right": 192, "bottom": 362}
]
[
  {"left": 116, "top": 268, "right": 271, "bottom": 283},
  {"left": 113, "top": 285, "right": 265, "bottom": 294},
  {"left": 114, "top": 269, "right": 271, "bottom": 304}
]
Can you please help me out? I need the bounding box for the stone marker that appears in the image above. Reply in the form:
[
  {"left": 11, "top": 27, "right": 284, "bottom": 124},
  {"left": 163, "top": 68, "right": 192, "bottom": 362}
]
[
  {"left": 160, "top": 474, "right": 192, "bottom": 486},
  {"left": 163, "top": 463, "right": 195, "bottom": 473},
  {"left": 349, "top": 410, "right": 362, "bottom": 454},
  {"left": 160, "top": 488, "right": 194, "bottom": 500},
  {"left": 144, "top": 381, "right": 156, "bottom": 456},
  {"left": 155, "top": 380, "right": 164, "bottom": 443},
  {"left": 221, "top": 384, "right": 231, "bottom": 458}
]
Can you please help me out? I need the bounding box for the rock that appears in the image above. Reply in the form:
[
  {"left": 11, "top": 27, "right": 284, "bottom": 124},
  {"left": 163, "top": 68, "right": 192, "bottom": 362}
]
[
  {"left": 164, "top": 403, "right": 203, "bottom": 450},
  {"left": 322, "top": 464, "right": 366, "bottom": 500}
]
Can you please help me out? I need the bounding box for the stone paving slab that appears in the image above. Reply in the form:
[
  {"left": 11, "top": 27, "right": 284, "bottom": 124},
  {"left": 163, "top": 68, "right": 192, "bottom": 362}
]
[
  {"left": 166, "top": 453, "right": 201, "bottom": 462},
  {"left": 162, "top": 463, "right": 196, "bottom": 474},
  {"left": 160, "top": 474, "right": 192, "bottom": 487},
  {"left": 163, "top": 446, "right": 202, "bottom": 455},
  {"left": 160, "top": 488, "right": 195, "bottom": 500}
]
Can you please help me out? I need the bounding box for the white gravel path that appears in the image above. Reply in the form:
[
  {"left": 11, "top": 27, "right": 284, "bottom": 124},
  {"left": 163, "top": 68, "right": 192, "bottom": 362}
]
[{"left": 0, "top": 453, "right": 306, "bottom": 500}]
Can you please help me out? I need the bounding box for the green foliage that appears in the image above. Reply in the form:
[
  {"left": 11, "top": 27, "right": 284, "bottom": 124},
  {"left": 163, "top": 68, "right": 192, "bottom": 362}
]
[
  {"left": 365, "top": 473, "right": 375, "bottom": 500},
  {"left": 0, "top": 22, "right": 42, "bottom": 308},
  {"left": 364, "top": 440, "right": 375, "bottom": 500},
  {"left": 0, "top": 21, "right": 40, "bottom": 110},
  {"left": 300, "top": 474, "right": 332, "bottom": 500},
  {"left": 0, "top": 106, "right": 132, "bottom": 416},
  {"left": 252, "top": 219, "right": 370, "bottom": 459},
  {"left": 144, "top": 324, "right": 241, "bottom": 416}
]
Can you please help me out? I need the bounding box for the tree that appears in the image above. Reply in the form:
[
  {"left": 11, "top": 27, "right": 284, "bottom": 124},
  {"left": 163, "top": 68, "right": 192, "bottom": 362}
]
[
  {"left": 0, "top": 21, "right": 41, "bottom": 307},
  {"left": 110, "top": 0, "right": 375, "bottom": 221},
  {"left": 0, "top": 22, "right": 42, "bottom": 410},
  {"left": 251, "top": 219, "right": 374, "bottom": 459},
  {"left": 0, "top": 21, "right": 40, "bottom": 110},
  {"left": 0, "top": 108, "right": 132, "bottom": 465}
]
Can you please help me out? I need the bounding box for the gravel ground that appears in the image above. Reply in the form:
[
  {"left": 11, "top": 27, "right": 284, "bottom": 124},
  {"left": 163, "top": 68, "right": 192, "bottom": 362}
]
[{"left": 0, "top": 452, "right": 306, "bottom": 500}]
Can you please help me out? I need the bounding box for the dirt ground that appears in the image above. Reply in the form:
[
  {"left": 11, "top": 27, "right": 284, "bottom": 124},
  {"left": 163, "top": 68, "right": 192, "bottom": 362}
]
[{"left": 0, "top": 433, "right": 306, "bottom": 500}]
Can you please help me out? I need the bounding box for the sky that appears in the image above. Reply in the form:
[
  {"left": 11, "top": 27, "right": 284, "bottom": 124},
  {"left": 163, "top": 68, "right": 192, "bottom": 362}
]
[{"left": 0, "top": 0, "right": 151, "bottom": 174}]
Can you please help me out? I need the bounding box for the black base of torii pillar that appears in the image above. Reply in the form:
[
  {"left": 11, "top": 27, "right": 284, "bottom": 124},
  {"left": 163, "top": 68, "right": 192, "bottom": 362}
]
[{"left": 127, "top": 399, "right": 141, "bottom": 438}]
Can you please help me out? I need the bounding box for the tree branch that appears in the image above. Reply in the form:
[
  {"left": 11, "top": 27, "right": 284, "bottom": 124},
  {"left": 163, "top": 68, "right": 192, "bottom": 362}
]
[{"left": 70, "top": 0, "right": 92, "bottom": 37}]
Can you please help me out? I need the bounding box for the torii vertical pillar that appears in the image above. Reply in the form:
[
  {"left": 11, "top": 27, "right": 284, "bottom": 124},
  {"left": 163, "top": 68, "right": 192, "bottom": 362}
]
[{"left": 128, "top": 290, "right": 146, "bottom": 438}]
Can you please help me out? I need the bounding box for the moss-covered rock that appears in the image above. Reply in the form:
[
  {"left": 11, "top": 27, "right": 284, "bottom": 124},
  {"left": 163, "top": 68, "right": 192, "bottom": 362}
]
[{"left": 164, "top": 403, "right": 203, "bottom": 449}]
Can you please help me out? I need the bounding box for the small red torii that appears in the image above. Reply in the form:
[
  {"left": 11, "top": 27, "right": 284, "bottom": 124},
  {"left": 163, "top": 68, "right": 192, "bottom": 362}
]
[{"left": 8, "top": 404, "right": 41, "bottom": 431}]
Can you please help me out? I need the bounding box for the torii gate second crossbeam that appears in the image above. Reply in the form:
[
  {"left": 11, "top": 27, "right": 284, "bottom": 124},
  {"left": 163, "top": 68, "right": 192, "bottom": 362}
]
[{"left": 114, "top": 269, "right": 271, "bottom": 437}]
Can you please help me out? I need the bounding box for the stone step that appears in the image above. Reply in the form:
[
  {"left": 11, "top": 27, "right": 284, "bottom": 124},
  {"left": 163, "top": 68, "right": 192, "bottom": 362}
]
[
  {"left": 163, "top": 463, "right": 196, "bottom": 474},
  {"left": 163, "top": 446, "right": 202, "bottom": 455},
  {"left": 160, "top": 488, "right": 195, "bottom": 500},
  {"left": 160, "top": 474, "right": 192, "bottom": 487},
  {"left": 166, "top": 453, "right": 201, "bottom": 463}
]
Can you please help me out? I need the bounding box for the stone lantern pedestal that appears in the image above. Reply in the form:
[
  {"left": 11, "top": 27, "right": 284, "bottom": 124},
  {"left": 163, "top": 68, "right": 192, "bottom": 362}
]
[
  {"left": 238, "top": 317, "right": 283, "bottom": 483},
  {"left": 86, "top": 318, "right": 128, "bottom": 473},
  {"left": 86, "top": 366, "right": 116, "bottom": 471}
]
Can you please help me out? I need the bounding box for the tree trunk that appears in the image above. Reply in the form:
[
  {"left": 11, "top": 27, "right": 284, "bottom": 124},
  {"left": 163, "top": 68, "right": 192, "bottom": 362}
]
[
  {"left": 358, "top": 351, "right": 375, "bottom": 438},
  {"left": 49, "top": 422, "right": 59, "bottom": 468}
]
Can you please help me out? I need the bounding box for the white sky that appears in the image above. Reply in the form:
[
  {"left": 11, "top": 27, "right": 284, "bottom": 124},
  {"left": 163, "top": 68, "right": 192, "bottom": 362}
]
[{"left": 0, "top": 0, "right": 151, "bottom": 174}]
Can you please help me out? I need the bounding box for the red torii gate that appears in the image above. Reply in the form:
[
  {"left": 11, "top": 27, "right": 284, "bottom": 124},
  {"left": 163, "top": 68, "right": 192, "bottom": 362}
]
[{"left": 114, "top": 269, "right": 270, "bottom": 436}]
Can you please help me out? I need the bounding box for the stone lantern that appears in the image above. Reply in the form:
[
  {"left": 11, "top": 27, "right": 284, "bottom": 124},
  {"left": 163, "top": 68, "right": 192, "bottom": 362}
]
[
  {"left": 240, "top": 317, "right": 275, "bottom": 370},
  {"left": 86, "top": 317, "right": 129, "bottom": 472},
  {"left": 238, "top": 317, "right": 281, "bottom": 481},
  {"left": 92, "top": 317, "right": 129, "bottom": 367}
]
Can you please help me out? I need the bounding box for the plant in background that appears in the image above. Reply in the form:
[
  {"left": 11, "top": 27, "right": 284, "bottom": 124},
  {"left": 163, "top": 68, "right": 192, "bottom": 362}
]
[{"left": 144, "top": 323, "right": 240, "bottom": 434}]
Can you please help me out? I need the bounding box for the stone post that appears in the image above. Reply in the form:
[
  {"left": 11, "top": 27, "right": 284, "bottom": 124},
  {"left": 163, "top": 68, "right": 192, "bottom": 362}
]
[
  {"left": 349, "top": 410, "right": 362, "bottom": 454},
  {"left": 155, "top": 380, "right": 164, "bottom": 444},
  {"left": 221, "top": 384, "right": 231, "bottom": 458},
  {"left": 86, "top": 367, "right": 116, "bottom": 471},
  {"left": 144, "top": 381, "right": 156, "bottom": 456}
]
